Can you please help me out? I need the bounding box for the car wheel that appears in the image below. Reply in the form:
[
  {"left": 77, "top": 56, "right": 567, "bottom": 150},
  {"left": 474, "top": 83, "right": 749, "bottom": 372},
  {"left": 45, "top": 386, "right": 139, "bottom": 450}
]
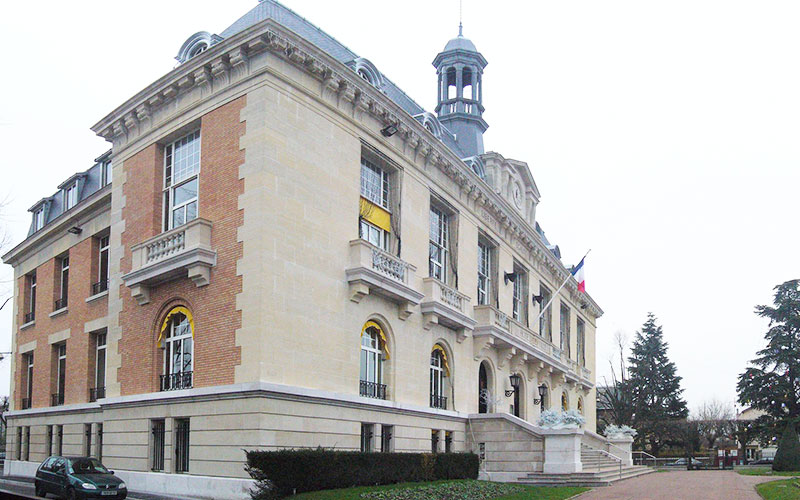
[
  {"left": 66, "top": 488, "right": 78, "bottom": 500},
  {"left": 34, "top": 480, "right": 46, "bottom": 497}
]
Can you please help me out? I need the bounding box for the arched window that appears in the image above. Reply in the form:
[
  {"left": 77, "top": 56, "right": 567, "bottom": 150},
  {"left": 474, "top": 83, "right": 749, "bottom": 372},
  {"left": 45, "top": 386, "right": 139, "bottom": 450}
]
[
  {"left": 160, "top": 309, "right": 193, "bottom": 391},
  {"left": 188, "top": 42, "right": 208, "bottom": 58},
  {"left": 430, "top": 345, "right": 450, "bottom": 409},
  {"left": 360, "top": 322, "right": 388, "bottom": 400},
  {"left": 577, "top": 397, "right": 584, "bottom": 415},
  {"left": 478, "top": 362, "right": 489, "bottom": 413},
  {"left": 561, "top": 392, "right": 569, "bottom": 411}
]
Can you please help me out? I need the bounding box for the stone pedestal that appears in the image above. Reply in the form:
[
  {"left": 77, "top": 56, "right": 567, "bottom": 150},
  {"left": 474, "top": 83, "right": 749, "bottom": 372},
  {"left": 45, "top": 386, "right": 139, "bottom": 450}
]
[
  {"left": 607, "top": 435, "right": 634, "bottom": 466},
  {"left": 543, "top": 429, "right": 583, "bottom": 474}
]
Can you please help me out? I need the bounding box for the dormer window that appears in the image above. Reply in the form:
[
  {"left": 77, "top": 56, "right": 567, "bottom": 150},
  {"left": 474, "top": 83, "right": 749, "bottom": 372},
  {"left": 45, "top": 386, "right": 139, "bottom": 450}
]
[
  {"left": 358, "top": 69, "right": 372, "bottom": 84},
  {"left": 65, "top": 183, "right": 78, "bottom": 211},
  {"left": 188, "top": 42, "right": 208, "bottom": 59},
  {"left": 33, "top": 208, "right": 44, "bottom": 232},
  {"left": 101, "top": 160, "right": 111, "bottom": 188}
]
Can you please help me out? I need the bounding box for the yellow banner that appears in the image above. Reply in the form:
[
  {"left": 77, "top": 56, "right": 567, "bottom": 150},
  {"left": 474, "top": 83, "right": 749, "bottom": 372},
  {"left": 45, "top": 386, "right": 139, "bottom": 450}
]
[
  {"left": 361, "top": 320, "right": 390, "bottom": 359},
  {"left": 432, "top": 344, "right": 450, "bottom": 377},
  {"left": 359, "top": 197, "right": 392, "bottom": 233},
  {"left": 157, "top": 306, "right": 195, "bottom": 346}
]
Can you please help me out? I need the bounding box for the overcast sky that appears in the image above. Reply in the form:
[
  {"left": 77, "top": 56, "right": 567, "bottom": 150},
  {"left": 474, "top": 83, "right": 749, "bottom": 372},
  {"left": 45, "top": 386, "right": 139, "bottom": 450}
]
[{"left": 1, "top": 1, "right": 798, "bottom": 411}]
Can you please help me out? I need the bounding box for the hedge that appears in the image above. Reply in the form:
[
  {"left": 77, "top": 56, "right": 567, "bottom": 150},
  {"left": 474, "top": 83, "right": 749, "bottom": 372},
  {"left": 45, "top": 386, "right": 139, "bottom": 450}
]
[{"left": 244, "top": 449, "right": 479, "bottom": 499}]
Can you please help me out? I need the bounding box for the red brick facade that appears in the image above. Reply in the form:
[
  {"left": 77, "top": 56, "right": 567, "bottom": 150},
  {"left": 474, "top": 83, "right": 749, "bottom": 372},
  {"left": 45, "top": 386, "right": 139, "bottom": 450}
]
[{"left": 117, "top": 96, "right": 245, "bottom": 395}]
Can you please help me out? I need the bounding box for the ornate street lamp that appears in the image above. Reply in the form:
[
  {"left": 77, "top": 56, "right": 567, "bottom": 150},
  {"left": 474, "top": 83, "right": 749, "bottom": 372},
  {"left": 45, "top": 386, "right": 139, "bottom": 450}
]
[
  {"left": 533, "top": 383, "right": 546, "bottom": 405},
  {"left": 505, "top": 373, "right": 521, "bottom": 397}
]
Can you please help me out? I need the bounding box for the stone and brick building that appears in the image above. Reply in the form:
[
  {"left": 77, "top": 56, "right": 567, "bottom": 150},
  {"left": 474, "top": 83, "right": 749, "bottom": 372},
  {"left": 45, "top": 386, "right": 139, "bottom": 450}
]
[{"left": 1, "top": 1, "right": 620, "bottom": 496}]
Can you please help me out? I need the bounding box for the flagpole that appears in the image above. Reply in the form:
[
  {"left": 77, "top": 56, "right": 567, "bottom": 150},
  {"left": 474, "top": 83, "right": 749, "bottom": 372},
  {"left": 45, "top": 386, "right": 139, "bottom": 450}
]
[{"left": 534, "top": 249, "right": 591, "bottom": 323}]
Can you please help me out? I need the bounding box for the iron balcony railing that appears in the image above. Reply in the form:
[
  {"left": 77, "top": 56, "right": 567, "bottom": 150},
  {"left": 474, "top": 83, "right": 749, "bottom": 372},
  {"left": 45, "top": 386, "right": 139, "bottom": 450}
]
[
  {"left": 91, "top": 279, "right": 108, "bottom": 295},
  {"left": 89, "top": 386, "right": 106, "bottom": 402},
  {"left": 430, "top": 394, "right": 447, "bottom": 410},
  {"left": 359, "top": 380, "right": 387, "bottom": 400},
  {"left": 23, "top": 312, "right": 34, "bottom": 324},
  {"left": 54, "top": 297, "right": 67, "bottom": 310},
  {"left": 51, "top": 393, "right": 64, "bottom": 406},
  {"left": 160, "top": 371, "right": 193, "bottom": 391},
  {"left": 21, "top": 398, "right": 31, "bottom": 410}
]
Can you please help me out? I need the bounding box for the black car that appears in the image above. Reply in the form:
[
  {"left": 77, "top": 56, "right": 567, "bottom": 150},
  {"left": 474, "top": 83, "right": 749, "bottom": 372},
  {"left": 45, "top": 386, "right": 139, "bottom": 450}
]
[{"left": 34, "top": 456, "right": 127, "bottom": 499}]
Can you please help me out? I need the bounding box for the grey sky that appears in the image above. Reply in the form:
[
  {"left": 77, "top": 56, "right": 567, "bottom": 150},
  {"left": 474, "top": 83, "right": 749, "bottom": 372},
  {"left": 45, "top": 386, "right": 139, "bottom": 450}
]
[{"left": 1, "top": 0, "right": 798, "bottom": 410}]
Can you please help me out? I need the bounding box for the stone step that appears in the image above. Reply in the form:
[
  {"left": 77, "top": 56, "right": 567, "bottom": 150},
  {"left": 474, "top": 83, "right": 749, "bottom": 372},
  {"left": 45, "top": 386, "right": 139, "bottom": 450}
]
[{"left": 516, "top": 466, "right": 654, "bottom": 487}]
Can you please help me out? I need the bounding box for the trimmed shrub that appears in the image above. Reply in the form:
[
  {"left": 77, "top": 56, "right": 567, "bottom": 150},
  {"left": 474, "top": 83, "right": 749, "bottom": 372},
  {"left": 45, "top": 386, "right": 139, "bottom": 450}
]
[
  {"left": 773, "top": 421, "right": 800, "bottom": 472},
  {"left": 245, "top": 449, "right": 479, "bottom": 499}
]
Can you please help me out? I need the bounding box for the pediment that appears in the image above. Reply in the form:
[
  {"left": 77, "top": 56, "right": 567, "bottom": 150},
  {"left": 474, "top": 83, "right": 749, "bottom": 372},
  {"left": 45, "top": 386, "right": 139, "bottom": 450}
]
[{"left": 480, "top": 152, "right": 540, "bottom": 225}]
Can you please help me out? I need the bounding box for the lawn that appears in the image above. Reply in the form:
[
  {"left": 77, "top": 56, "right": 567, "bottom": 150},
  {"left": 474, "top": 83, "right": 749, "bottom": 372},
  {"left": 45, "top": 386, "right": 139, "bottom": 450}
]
[
  {"left": 739, "top": 469, "right": 800, "bottom": 477},
  {"left": 756, "top": 479, "right": 800, "bottom": 500},
  {"left": 287, "top": 479, "right": 587, "bottom": 500}
]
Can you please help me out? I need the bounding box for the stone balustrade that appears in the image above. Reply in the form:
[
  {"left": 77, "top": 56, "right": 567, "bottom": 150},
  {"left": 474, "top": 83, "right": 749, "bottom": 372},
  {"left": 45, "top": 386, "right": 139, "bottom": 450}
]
[{"left": 420, "top": 278, "right": 475, "bottom": 337}]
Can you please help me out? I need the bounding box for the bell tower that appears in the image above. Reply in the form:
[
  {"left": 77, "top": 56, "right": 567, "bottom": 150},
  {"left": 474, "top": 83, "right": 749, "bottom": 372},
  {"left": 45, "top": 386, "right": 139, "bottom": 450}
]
[{"left": 433, "top": 25, "right": 489, "bottom": 157}]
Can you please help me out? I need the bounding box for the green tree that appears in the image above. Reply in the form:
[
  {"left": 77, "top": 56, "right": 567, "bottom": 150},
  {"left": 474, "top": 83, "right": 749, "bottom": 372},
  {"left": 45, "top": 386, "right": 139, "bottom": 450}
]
[
  {"left": 737, "top": 280, "right": 800, "bottom": 468},
  {"left": 624, "top": 313, "right": 688, "bottom": 455}
]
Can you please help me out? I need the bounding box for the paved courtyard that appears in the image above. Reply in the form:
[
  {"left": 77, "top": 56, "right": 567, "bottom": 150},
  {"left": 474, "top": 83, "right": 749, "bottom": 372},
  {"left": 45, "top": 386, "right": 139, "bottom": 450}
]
[{"left": 577, "top": 470, "right": 778, "bottom": 500}]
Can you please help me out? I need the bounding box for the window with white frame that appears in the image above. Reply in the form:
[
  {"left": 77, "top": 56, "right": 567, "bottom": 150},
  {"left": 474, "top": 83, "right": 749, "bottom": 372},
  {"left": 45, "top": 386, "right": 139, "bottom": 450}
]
[
  {"left": 56, "top": 256, "right": 69, "bottom": 309},
  {"left": 23, "top": 353, "right": 33, "bottom": 409},
  {"left": 25, "top": 273, "right": 36, "bottom": 323},
  {"left": 430, "top": 349, "right": 446, "bottom": 409},
  {"left": 359, "top": 329, "right": 385, "bottom": 399},
  {"left": 33, "top": 208, "right": 44, "bottom": 232},
  {"left": 96, "top": 235, "right": 110, "bottom": 294},
  {"left": 560, "top": 304, "right": 571, "bottom": 356},
  {"left": 65, "top": 183, "right": 78, "bottom": 211},
  {"left": 95, "top": 332, "right": 106, "bottom": 399},
  {"left": 477, "top": 240, "right": 492, "bottom": 305},
  {"left": 429, "top": 206, "right": 448, "bottom": 282},
  {"left": 359, "top": 219, "right": 388, "bottom": 251},
  {"left": 55, "top": 343, "right": 66, "bottom": 405},
  {"left": 163, "top": 313, "right": 193, "bottom": 390},
  {"left": 163, "top": 131, "right": 201, "bottom": 231},
  {"left": 360, "top": 158, "right": 389, "bottom": 209},
  {"left": 539, "top": 284, "right": 552, "bottom": 341},
  {"left": 101, "top": 160, "right": 111, "bottom": 187},
  {"left": 512, "top": 264, "right": 528, "bottom": 323}
]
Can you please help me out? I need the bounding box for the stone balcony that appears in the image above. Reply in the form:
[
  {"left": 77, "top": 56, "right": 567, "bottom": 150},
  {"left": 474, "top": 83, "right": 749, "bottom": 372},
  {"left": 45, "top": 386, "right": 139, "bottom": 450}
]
[
  {"left": 472, "top": 305, "right": 590, "bottom": 388},
  {"left": 420, "top": 277, "right": 476, "bottom": 340},
  {"left": 346, "top": 239, "right": 424, "bottom": 319},
  {"left": 122, "top": 218, "right": 216, "bottom": 305}
]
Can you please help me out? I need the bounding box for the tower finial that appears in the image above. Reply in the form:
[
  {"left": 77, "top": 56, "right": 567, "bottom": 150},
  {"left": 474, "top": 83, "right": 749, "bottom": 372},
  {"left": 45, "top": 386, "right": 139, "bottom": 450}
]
[{"left": 458, "top": 0, "right": 463, "bottom": 36}]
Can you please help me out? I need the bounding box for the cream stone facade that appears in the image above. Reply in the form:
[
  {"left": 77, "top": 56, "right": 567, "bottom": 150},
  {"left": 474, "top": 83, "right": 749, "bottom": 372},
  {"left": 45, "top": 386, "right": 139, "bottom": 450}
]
[{"left": 1, "top": 2, "right": 632, "bottom": 497}]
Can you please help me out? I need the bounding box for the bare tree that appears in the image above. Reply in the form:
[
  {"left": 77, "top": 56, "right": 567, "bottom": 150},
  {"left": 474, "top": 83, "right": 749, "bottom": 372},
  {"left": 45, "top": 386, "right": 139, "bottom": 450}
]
[{"left": 693, "top": 399, "right": 735, "bottom": 449}]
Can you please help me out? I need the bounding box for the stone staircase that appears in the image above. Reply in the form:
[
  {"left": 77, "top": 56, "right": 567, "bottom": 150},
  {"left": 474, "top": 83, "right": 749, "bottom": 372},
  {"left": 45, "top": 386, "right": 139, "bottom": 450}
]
[{"left": 516, "top": 444, "right": 654, "bottom": 487}]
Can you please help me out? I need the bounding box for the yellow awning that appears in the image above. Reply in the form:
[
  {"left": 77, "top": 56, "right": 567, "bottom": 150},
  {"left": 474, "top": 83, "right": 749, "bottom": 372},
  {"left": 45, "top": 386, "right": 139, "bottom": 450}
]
[
  {"left": 359, "top": 197, "right": 392, "bottom": 233},
  {"left": 361, "top": 320, "right": 390, "bottom": 359},
  {"left": 157, "top": 306, "right": 195, "bottom": 346},
  {"left": 432, "top": 344, "right": 450, "bottom": 377}
]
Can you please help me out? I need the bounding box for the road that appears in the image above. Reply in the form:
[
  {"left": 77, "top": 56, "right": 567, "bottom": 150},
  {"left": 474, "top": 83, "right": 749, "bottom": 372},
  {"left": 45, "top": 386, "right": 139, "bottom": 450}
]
[{"left": 0, "top": 476, "right": 194, "bottom": 500}]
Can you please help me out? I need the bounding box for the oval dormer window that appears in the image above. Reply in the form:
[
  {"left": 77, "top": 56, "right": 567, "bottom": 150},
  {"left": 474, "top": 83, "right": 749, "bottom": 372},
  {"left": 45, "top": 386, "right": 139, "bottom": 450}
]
[
  {"left": 188, "top": 42, "right": 208, "bottom": 59},
  {"left": 358, "top": 68, "right": 373, "bottom": 84}
]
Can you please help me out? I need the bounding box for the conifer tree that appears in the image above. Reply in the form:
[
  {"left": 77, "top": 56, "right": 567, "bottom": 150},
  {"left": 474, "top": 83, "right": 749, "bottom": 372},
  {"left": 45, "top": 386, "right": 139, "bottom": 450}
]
[
  {"left": 737, "top": 280, "right": 800, "bottom": 468},
  {"left": 623, "top": 313, "right": 688, "bottom": 455}
]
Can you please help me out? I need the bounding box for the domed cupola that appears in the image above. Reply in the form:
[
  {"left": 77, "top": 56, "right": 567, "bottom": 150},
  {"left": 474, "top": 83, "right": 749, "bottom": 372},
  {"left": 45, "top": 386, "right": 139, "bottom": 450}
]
[{"left": 432, "top": 25, "right": 488, "bottom": 158}]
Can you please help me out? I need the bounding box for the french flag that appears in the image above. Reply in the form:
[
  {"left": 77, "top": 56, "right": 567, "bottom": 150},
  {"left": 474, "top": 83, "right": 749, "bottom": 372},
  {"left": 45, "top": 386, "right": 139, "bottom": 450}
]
[{"left": 572, "top": 257, "right": 586, "bottom": 293}]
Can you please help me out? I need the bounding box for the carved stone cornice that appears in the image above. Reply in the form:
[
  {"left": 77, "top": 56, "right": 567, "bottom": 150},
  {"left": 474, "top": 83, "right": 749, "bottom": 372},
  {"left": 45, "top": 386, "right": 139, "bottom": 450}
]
[{"left": 89, "top": 18, "right": 603, "bottom": 319}]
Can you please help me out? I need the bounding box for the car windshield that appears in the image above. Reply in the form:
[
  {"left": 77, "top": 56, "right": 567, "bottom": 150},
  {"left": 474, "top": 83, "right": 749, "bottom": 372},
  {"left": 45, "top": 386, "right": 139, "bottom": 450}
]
[{"left": 69, "top": 458, "right": 109, "bottom": 474}]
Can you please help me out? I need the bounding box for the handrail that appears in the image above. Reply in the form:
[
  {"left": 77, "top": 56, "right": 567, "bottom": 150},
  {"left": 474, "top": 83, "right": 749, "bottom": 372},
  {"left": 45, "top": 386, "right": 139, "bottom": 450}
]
[
  {"left": 633, "top": 450, "right": 656, "bottom": 460},
  {"left": 594, "top": 448, "right": 624, "bottom": 480}
]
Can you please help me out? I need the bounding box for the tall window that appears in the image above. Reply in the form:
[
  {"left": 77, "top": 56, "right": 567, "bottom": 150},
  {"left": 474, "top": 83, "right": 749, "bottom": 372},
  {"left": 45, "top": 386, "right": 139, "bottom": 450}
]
[
  {"left": 360, "top": 158, "right": 389, "bottom": 209},
  {"left": 359, "top": 158, "right": 391, "bottom": 251},
  {"left": 24, "top": 272, "right": 36, "bottom": 323},
  {"left": 65, "top": 183, "right": 78, "bottom": 211},
  {"left": 151, "top": 419, "right": 165, "bottom": 471},
  {"left": 23, "top": 427, "right": 30, "bottom": 461},
  {"left": 175, "top": 418, "right": 190, "bottom": 473},
  {"left": 101, "top": 160, "right": 111, "bottom": 187},
  {"left": 96, "top": 423, "right": 104, "bottom": 460},
  {"left": 92, "top": 332, "right": 107, "bottom": 401},
  {"left": 577, "top": 318, "right": 586, "bottom": 367},
  {"left": 55, "top": 425, "right": 63, "bottom": 455},
  {"left": 56, "top": 256, "right": 69, "bottom": 310},
  {"left": 360, "top": 423, "right": 374, "bottom": 452},
  {"left": 512, "top": 264, "right": 528, "bottom": 323},
  {"left": 162, "top": 313, "right": 193, "bottom": 391},
  {"left": 163, "top": 130, "right": 200, "bottom": 231},
  {"left": 538, "top": 284, "right": 552, "bottom": 341},
  {"left": 477, "top": 241, "right": 492, "bottom": 305},
  {"left": 380, "top": 425, "right": 393, "bottom": 452},
  {"left": 94, "top": 235, "right": 110, "bottom": 294},
  {"left": 430, "top": 348, "right": 447, "bottom": 410},
  {"left": 360, "top": 328, "right": 385, "bottom": 399},
  {"left": 22, "top": 353, "right": 33, "bottom": 409},
  {"left": 46, "top": 425, "right": 53, "bottom": 456},
  {"left": 84, "top": 424, "right": 93, "bottom": 456},
  {"left": 53, "top": 344, "right": 66, "bottom": 405},
  {"left": 560, "top": 304, "right": 571, "bottom": 357},
  {"left": 33, "top": 208, "right": 44, "bottom": 232},
  {"left": 429, "top": 206, "right": 448, "bottom": 282}
]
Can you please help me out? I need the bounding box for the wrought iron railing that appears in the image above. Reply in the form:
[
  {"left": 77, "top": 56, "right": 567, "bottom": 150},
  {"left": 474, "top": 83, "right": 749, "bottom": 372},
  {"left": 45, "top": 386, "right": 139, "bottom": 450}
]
[
  {"left": 160, "top": 371, "right": 193, "bottom": 391},
  {"left": 51, "top": 393, "right": 64, "bottom": 406},
  {"left": 89, "top": 386, "right": 106, "bottom": 402},
  {"left": 23, "top": 311, "right": 35, "bottom": 324},
  {"left": 54, "top": 297, "right": 67, "bottom": 310},
  {"left": 359, "top": 380, "right": 387, "bottom": 400},
  {"left": 21, "top": 398, "right": 31, "bottom": 410},
  {"left": 430, "top": 394, "right": 447, "bottom": 410},
  {"left": 91, "top": 279, "right": 108, "bottom": 295}
]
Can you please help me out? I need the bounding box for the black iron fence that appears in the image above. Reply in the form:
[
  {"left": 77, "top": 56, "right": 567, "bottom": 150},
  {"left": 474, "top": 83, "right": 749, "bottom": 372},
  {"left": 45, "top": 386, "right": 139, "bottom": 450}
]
[
  {"left": 51, "top": 393, "right": 64, "bottom": 406},
  {"left": 430, "top": 394, "right": 447, "bottom": 409},
  {"left": 161, "top": 371, "right": 193, "bottom": 391},
  {"left": 54, "top": 297, "right": 67, "bottom": 310},
  {"left": 89, "top": 386, "right": 106, "bottom": 402},
  {"left": 92, "top": 280, "right": 109, "bottom": 295},
  {"left": 359, "top": 380, "right": 387, "bottom": 400}
]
